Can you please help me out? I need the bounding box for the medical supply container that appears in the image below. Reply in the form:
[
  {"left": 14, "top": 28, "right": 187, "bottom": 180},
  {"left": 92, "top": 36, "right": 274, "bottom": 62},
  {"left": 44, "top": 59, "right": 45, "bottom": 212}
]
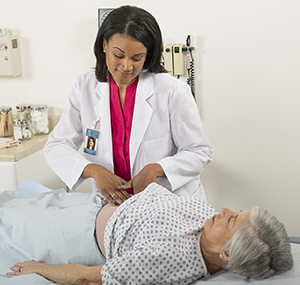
[
  {"left": 0, "top": 106, "right": 13, "bottom": 137},
  {"left": 15, "top": 103, "right": 32, "bottom": 140},
  {"left": 16, "top": 103, "right": 32, "bottom": 121},
  {"left": 30, "top": 104, "right": 49, "bottom": 135},
  {"left": 13, "top": 119, "right": 29, "bottom": 140}
]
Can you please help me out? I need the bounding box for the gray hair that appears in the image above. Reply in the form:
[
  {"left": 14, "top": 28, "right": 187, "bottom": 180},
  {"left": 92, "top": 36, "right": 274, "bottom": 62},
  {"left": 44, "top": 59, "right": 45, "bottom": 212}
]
[{"left": 222, "top": 207, "right": 293, "bottom": 279}]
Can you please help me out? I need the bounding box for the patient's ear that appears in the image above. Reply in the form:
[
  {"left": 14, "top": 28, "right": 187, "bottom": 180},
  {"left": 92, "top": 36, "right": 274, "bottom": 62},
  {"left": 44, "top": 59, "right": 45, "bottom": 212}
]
[{"left": 219, "top": 250, "right": 230, "bottom": 262}]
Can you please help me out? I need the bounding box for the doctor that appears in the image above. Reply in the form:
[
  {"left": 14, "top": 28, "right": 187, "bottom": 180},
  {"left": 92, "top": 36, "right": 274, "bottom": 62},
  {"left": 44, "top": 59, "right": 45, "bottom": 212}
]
[{"left": 44, "top": 5, "right": 213, "bottom": 206}]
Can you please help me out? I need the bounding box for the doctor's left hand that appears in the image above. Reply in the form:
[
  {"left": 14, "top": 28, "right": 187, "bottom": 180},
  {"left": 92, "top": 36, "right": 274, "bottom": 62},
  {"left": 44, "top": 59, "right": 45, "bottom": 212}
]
[
  {"left": 119, "top": 163, "right": 166, "bottom": 194},
  {"left": 7, "top": 260, "right": 40, "bottom": 276}
]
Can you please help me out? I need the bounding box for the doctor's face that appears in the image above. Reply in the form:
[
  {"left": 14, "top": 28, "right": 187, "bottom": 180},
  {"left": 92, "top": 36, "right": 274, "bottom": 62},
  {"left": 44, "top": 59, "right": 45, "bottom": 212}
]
[
  {"left": 202, "top": 208, "right": 250, "bottom": 253},
  {"left": 103, "top": 33, "right": 147, "bottom": 88}
]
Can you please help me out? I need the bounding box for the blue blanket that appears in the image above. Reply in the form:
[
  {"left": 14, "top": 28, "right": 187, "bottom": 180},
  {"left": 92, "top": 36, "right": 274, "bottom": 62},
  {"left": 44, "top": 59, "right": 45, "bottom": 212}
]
[{"left": 0, "top": 181, "right": 105, "bottom": 284}]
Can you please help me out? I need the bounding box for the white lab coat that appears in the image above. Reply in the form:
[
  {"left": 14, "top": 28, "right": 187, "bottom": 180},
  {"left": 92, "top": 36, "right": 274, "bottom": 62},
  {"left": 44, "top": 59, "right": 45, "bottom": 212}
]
[{"left": 44, "top": 70, "right": 213, "bottom": 199}]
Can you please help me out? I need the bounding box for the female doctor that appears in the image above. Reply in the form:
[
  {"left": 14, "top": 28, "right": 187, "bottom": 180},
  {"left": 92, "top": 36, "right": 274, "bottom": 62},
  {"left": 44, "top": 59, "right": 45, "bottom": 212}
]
[{"left": 44, "top": 5, "right": 213, "bottom": 206}]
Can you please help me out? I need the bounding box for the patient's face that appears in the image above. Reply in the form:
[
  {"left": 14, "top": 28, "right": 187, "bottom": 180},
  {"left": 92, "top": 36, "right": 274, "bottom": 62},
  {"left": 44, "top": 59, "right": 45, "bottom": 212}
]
[{"left": 202, "top": 208, "right": 250, "bottom": 253}]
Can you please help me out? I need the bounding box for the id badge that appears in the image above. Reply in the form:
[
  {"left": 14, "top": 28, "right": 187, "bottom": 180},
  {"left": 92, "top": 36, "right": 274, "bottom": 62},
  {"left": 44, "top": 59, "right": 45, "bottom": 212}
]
[{"left": 84, "top": 128, "right": 99, "bottom": 156}]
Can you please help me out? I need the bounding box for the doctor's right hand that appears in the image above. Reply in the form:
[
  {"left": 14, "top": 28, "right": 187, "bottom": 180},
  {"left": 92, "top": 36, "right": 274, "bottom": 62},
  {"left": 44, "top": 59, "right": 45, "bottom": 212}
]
[{"left": 82, "top": 164, "right": 131, "bottom": 205}]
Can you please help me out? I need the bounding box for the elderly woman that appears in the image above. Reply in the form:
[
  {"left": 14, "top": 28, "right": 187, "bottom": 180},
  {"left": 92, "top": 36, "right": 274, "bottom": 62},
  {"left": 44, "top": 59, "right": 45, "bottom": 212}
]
[{"left": 2, "top": 182, "right": 293, "bottom": 284}]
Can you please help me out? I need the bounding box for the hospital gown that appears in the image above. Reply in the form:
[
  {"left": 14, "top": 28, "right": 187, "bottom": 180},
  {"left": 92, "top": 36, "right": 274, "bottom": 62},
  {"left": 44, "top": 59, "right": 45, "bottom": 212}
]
[{"left": 102, "top": 183, "right": 217, "bottom": 284}]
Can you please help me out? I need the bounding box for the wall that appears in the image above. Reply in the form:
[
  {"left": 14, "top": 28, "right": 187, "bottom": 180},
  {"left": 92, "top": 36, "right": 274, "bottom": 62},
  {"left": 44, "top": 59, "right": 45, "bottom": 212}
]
[{"left": 1, "top": 0, "right": 300, "bottom": 236}]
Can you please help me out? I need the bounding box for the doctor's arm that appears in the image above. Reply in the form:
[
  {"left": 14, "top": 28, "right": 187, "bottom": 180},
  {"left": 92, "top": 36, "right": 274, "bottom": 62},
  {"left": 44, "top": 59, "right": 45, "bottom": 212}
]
[
  {"left": 158, "top": 83, "right": 213, "bottom": 191},
  {"left": 8, "top": 261, "right": 104, "bottom": 285},
  {"left": 121, "top": 83, "right": 212, "bottom": 194},
  {"left": 44, "top": 76, "right": 130, "bottom": 204},
  {"left": 157, "top": 84, "right": 212, "bottom": 191}
]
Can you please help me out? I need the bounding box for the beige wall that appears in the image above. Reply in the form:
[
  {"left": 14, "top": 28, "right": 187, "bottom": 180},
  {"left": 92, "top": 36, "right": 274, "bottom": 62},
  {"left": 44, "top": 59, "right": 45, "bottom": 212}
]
[{"left": 1, "top": 0, "right": 299, "bottom": 236}]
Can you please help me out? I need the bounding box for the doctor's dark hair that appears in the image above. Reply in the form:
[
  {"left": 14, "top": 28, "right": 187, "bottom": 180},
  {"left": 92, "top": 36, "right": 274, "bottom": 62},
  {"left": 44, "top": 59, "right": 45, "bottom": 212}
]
[
  {"left": 94, "top": 5, "right": 166, "bottom": 82},
  {"left": 221, "top": 207, "right": 293, "bottom": 280}
]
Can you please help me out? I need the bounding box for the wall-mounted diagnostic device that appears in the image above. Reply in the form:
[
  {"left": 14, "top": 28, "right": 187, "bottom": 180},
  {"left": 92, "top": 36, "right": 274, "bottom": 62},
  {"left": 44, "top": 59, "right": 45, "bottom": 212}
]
[
  {"left": 163, "top": 35, "right": 195, "bottom": 97},
  {"left": 0, "top": 27, "right": 22, "bottom": 77},
  {"left": 164, "top": 44, "right": 186, "bottom": 76}
]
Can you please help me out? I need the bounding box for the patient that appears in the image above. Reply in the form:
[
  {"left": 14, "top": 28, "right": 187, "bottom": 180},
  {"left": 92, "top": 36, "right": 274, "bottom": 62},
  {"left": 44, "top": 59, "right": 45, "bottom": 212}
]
[{"left": 4, "top": 182, "right": 293, "bottom": 284}]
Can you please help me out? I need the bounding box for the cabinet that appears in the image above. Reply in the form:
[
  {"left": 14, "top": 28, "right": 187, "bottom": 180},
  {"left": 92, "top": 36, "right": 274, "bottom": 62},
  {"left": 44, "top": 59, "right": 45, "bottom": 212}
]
[{"left": 0, "top": 116, "right": 65, "bottom": 191}]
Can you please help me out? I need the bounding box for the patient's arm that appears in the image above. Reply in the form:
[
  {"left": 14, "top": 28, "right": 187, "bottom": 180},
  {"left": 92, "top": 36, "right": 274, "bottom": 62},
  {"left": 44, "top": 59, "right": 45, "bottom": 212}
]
[{"left": 8, "top": 260, "right": 103, "bottom": 285}]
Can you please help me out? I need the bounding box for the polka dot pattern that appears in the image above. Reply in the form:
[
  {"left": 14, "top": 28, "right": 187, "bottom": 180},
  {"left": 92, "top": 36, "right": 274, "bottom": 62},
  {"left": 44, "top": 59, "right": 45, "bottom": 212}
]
[{"left": 101, "top": 183, "right": 217, "bottom": 284}]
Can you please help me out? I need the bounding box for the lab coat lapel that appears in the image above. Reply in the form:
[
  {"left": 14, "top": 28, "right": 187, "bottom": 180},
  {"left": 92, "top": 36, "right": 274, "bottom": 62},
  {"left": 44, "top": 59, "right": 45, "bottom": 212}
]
[
  {"left": 94, "top": 82, "right": 113, "bottom": 164},
  {"left": 130, "top": 72, "right": 154, "bottom": 171}
]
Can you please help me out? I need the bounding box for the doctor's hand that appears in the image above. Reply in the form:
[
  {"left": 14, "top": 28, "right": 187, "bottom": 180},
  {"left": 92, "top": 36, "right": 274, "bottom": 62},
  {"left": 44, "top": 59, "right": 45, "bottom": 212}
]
[
  {"left": 119, "top": 163, "right": 166, "bottom": 194},
  {"left": 82, "top": 164, "right": 131, "bottom": 205}
]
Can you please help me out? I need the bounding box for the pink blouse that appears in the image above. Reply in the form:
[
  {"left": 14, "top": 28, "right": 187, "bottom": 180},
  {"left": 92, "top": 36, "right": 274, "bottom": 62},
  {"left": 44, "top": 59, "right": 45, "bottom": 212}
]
[{"left": 110, "top": 76, "right": 137, "bottom": 194}]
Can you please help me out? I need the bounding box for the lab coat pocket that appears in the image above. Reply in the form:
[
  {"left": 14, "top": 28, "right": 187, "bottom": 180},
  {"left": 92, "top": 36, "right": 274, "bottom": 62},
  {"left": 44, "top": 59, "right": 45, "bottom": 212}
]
[{"left": 144, "top": 133, "right": 174, "bottom": 163}]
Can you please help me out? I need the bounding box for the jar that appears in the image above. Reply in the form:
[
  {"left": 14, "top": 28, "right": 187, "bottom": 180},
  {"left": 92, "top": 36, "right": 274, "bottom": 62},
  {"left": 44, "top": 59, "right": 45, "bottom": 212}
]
[
  {"left": 0, "top": 106, "right": 13, "bottom": 137},
  {"left": 31, "top": 104, "right": 49, "bottom": 135},
  {"left": 14, "top": 119, "right": 32, "bottom": 140},
  {"left": 16, "top": 103, "right": 32, "bottom": 121},
  {"left": 15, "top": 103, "right": 32, "bottom": 139}
]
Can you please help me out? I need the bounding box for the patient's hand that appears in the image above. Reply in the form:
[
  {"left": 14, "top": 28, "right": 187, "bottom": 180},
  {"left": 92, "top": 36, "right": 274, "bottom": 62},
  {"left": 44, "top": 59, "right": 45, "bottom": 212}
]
[
  {"left": 7, "top": 260, "right": 40, "bottom": 276},
  {"left": 8, "top": 261, "right": 104, "bottom": 285}
]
